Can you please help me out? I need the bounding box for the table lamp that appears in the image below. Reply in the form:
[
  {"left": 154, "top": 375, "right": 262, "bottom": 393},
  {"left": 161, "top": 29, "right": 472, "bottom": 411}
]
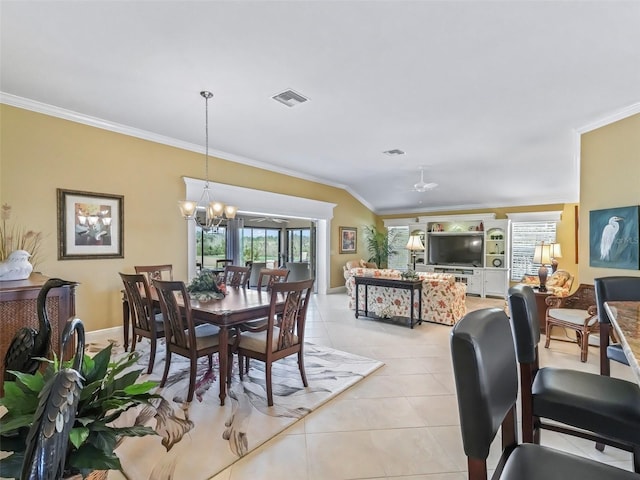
[
  {"left": 533, "top": 242, "right": 552, "bottom": 292},
  {"left": 406, "top": 234, "right": 425, "bottom": 271},
  {"left": 550, "top": 243, "right": 563, "bottom": 273}
]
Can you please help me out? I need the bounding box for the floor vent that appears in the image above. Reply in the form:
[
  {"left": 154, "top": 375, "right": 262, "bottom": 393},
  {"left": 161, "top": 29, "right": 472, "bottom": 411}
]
[{"left": 272, "top": 89, "right": 309, "bottom": 107}]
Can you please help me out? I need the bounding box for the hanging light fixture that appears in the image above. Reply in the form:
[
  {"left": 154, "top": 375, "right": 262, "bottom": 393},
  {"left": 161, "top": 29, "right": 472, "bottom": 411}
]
[{"left": 178, "top": 91, "right": 237, "bottom": 230}]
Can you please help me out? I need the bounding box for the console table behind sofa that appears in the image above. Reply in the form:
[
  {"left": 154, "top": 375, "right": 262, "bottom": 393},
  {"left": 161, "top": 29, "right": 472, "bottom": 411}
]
[{"left": 345, "top": 267, "right": 466, "bottom": 326}]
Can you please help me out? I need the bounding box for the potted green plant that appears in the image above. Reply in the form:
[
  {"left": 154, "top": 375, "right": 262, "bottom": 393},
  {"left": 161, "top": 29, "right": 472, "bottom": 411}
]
[
  {"left": 0, "top": 344, "right": 158, "bottom": 479},
  {"left": 363, "top": 225, "right": 398, "bottom": 269}
]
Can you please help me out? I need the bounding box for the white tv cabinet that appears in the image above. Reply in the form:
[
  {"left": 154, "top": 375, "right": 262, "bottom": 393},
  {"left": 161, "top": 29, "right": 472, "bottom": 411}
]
[{"left": 386, "top": 213, "right": 511, "bottom": 299}]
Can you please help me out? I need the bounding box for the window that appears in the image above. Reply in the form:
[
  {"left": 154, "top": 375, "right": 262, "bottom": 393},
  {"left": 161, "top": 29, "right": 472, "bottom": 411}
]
[
  {"left": 387, "top": 226, "right": 410, "bottom": 270},
  {"left": 195, "top": 226, "right": 227, "bottom": 269},
  {"left": 511, "top": 221, "right": 557, "bottom": 281},
  {"left": 287, "top": 228, "right": 311, "bottom": 262},
  {"left": 242, "top": 226, "right": 282, "bottom": 267}
]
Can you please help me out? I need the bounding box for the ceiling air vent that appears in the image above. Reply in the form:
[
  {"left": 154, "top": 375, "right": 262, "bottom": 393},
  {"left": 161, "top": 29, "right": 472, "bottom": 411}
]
[
  {"left": 383, "top": 149, "right": 405, "bottom": 156},
  {"left": 272, "top": 89, "right": 309, "bottom": 107}
]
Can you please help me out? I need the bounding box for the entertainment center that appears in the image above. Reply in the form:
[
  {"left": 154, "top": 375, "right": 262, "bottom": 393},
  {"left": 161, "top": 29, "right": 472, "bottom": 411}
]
[{"left": 384, "top": 214, "right": 511, "bottom": 298}]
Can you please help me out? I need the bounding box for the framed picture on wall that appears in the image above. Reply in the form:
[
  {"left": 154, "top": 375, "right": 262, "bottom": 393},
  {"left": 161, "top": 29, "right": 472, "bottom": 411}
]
[
  {"left": 57, "top": 188, "right": 124, "bottom": 260},
  {"left": 339, "top": 226, "right": 357, "bottom": 254},
  {"left": 588, "top": 205, "right": 639, "bottom": 270}
]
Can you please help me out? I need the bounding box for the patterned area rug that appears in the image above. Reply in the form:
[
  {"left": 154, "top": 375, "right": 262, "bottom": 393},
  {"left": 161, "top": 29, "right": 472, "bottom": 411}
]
[{"left": 86, "top": 339, "right": 383, "bottom": 480}]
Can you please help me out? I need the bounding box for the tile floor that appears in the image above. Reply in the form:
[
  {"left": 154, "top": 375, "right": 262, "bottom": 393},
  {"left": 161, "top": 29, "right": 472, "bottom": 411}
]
[{"left": 107, "top": 293, "right": 636, "bottom": 480}]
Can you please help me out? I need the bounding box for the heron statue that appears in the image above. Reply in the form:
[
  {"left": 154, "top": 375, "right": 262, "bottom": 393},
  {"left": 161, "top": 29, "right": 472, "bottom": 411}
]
[
  {"left": 3, "top": 278, "right": 76, "bottom": 381},
  {"left": 600, "top": 216, "right": 623, "bottom": 261},
  {"left": 20, "top": 317, "right": 85, "bottom": 480}
]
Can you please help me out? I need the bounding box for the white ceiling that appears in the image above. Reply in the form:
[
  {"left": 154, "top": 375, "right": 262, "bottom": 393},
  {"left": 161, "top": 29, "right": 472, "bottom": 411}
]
[{"left": 2, "top": 1, "right": 639, "bottom": 214}]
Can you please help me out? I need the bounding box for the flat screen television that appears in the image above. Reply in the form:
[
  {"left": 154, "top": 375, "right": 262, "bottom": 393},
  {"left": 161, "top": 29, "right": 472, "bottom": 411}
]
[{"left": 427, "top": 233, "right": 484, "bottom": 267}]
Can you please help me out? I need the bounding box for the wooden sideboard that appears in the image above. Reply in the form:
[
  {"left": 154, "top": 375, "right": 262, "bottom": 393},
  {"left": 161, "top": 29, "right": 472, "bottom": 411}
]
[{"left": 0, "top": 273, "right": 77, "bottom": 394}]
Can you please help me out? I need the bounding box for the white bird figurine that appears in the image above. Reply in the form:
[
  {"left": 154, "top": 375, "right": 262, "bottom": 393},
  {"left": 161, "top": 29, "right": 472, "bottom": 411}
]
[
  {"left": 600, "top": 216, "right": 623, "bottom": 261},
  {"left": 0, "top": 249, "right": 33, "bottom": 281}
]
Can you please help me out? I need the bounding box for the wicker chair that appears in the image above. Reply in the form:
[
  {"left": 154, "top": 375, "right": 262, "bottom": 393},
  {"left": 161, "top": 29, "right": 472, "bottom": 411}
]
[{"left": 544, "top": 283, "right": 597, "bottom": 362}]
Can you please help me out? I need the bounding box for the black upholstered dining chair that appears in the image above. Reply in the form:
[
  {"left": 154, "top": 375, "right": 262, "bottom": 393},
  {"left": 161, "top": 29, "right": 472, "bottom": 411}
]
[
  {"left": 508, "top": 284, "right": 640, "bottom": 472},
  {"left": 236, "top": 278, "right": 314, "bottom": 406},
  {"left": 450, "top": 307, "right": 638, "bottom": 480},
  {"left": 119, "top": 272, "right": 166, "bottom": 374},
  {"left": 594, "top": 276, "right": 640, "bottom": 376}
]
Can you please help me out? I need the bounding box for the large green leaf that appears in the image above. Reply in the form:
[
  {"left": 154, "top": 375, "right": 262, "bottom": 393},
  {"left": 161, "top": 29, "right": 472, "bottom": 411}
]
[
  {"left": 7, "top": 371, "right": 45, "bottom": 393},
  {"left": 69, "top": 426, "right": 90, "bottom": 449},
  {"left": 123, "top": 380, "right": 157, "bottom": 395},
  {"left": 0, "top": 450, "right": 24, "bottom": 479},
  {"left": 111, "top": 369, "right": 144, "bottom": 392},
  {"left": 0, "top": 413, "right": 34, "bottom": 433},
  {"left": 69, "top": 443, "right": 121, "bottom": 471}
]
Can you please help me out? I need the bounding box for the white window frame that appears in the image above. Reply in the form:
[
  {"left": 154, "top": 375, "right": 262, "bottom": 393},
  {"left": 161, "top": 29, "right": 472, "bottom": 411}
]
[{"left": 508, "top": 212, "right": 562, "bottom": 281}]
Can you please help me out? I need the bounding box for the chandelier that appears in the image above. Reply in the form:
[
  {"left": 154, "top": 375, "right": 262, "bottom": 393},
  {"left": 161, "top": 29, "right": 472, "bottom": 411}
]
[{"left": 178, "top": 91, "right": 237, "bottom": 230}]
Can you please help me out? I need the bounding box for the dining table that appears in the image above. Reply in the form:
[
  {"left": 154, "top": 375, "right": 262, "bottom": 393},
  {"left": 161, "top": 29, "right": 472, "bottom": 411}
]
[
  {"left": 604, "top": 300, "right": 640, "bottom": 385},
  {"left": 123, "top": 285, "right": 284, "bottom": 405}
]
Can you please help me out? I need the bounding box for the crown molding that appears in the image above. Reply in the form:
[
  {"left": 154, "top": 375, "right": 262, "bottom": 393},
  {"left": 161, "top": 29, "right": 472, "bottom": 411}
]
[{"left": 0, "top": 92, "right": 378, "bottom": 210}]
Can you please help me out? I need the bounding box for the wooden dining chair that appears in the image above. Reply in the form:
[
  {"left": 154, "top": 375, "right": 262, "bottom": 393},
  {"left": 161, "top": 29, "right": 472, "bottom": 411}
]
[
  {"left": 451, "top": 307, "right": 638, "bottom": 480},
  {"left": 134, "top": 264, "right": 174, "bottom": 283},
  {"left": 221, "top": 265, "right": 250, "bottom": 288},
  {"left": 216, "top": 259, "right": 233, "bottom": 268},
  {"left": 594, "top": 276, "right": 640, "bottom": 376},
  {"left": 152, "top": 279, "right": 230, "bottom": 403},
  {"left": 119, "top": 272, "right": 166, "bottom": 373},
  {"left": 508, "top": 284, "right": 640, "bottom": 472},
  {"left": 236, "top": 278, "right": 314, "bottom": 406},
  {"left": 256, "top": 268, "right": 289, "bottom": 292}
]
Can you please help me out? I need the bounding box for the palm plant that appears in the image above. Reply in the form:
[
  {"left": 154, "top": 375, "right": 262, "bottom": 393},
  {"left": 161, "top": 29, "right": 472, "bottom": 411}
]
[{"left": 363, "top": 225, "right": 397, "bottom": 268}]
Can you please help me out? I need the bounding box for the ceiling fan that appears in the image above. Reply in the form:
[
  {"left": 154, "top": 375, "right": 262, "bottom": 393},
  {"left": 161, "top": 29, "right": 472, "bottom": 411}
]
[
  {"left": 253, "top": 216, "right": 289, "bottom": 223},
  {"left": 411, "top": 167, "right": 438, "bottom": 192}
]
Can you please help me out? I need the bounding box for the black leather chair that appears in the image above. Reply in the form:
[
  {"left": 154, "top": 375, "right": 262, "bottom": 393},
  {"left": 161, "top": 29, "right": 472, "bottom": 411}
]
[
  {"left": 594, "top": 276, "right": 640, "bottom": 376},
  {"left": 508, "top": 284, "right": 640, "bottom": 471},
  {"left": 450, "top": 307, "right": 638, "bottom": 480}
]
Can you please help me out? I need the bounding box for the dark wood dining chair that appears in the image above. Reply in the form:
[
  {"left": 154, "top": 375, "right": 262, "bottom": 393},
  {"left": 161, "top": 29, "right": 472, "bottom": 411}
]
[
  {"left": 508, "top": 284, "right": 640, "bottom": 472},
  {"left": 134, "top": 264, "right": 174, "bottom": 282},
  {"left": 544, "top": 283, "right": 598, "bottom": 362},
  {"left": 256, "top": 267, "right": 289, "bottom": 292},
  {"left": 236, "top": 279, "right": 314, "bottom": 406},
  {"left": 216, "top": 259, "right": 233, "bottom": 268},
  {"left": 451, "top": 307, "right": 638, "bottom": 480},
  {"left": 221, "top": 265, "right": 250, "bottom": 287},
  {"left": 119, "top": 272, "right": 166, "bottom": 374},
  {"left": 152, "top": 279, "right": 230, "bottom": 403},
  {"left": 594, "top": 276, "right": 640, "bottom": 376}
]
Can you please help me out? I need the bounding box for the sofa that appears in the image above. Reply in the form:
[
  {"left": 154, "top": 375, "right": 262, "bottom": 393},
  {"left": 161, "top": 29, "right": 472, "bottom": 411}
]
[{"left": 344, "top": 266, "right": 467, "bottom": 326}]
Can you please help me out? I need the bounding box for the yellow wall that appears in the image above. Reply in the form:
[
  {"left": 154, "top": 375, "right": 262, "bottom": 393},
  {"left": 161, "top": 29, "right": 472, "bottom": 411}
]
[
  {"left": 382, "top": 203, "right": 579, "bottom": 284},
  {"left": 579, "top": 113, "right": 640, "bottom": 283},
  {"left": 0, "top": 105, "right": 377, "bottom": 330}
]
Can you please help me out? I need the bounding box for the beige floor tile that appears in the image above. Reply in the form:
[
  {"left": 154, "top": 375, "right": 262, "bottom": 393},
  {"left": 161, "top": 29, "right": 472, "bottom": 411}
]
[
  {"left": 369, "top": 427, "right": 462, "bottom": 476},
  {"left": 406, "top": 395, "right": 460, "bottom": 426},
  {"left": 227, "top": 433, "right": 308, "bottom": 480},
  {"left": 306, "top": 431, "right": 387, "bottom": 480}
]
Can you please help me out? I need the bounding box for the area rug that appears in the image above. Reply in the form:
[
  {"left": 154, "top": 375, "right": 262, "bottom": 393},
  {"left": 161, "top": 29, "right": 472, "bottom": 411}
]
[{"left": 87, "top": 339, "right": 383, "bottom": 480}]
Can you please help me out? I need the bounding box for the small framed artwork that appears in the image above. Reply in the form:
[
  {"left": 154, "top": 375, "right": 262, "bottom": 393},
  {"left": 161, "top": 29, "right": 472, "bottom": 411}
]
[
  {"left": 589, "top": 205, "right": 639, "bottom": 270},
  {"left": 339, "top": 226, "right": 357, "bottom": 254},
  {"left": 57, "top": 188, "right": 124, "bottom": 260}
]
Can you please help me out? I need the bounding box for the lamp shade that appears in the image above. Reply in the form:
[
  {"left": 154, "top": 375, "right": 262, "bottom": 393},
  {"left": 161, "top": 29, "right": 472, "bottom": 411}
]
[
  {"left": 550, "top": 243, "right": 563, "bottom": 259},
  {"left": 533, "top": 243, "right": 552, "bottom": 265},
  {"left": 406, "top": 234, "right": 425, "bottom": 251}
]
